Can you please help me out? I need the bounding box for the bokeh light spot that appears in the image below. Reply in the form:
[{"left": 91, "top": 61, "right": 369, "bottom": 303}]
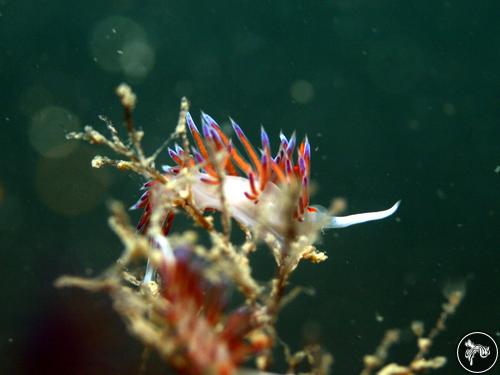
[
  {"left": 119, "top": 39, "right": 155, "bottom": 80},
  {"left": 89, "top": 16, "right": 149, "bottom": 74},
  {"left": 290, "top": 80, "right": 315, "bottom": 104},
  {"left": 35, "top": 149, "right": 111, "bottom": 216},
  {"left": 443, "top": 102, "right": 456, "bottom": 116},
  {"left": 29, "top": 106, "right": 80, "bottom": 158}
]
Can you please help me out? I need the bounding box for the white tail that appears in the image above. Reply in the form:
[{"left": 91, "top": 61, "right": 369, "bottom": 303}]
[{"left": 325, "top": 200, "right": 401, "bottom": 229}]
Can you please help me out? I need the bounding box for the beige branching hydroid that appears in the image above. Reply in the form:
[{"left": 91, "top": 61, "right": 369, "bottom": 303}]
[
  {"left": 57, "top": 84, "right": 463, "bottom": 375},
  {"left": 360, "top": 286, "right": 465, "bottom": 375}
]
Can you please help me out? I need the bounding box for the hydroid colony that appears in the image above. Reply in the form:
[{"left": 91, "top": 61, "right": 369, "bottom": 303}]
[{"left": 56, "top": 84, "right": 463, "bottom": 375}]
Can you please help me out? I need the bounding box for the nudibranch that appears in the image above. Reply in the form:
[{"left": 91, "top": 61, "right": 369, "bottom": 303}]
[{"left": 132, "top": 112, "right": 400, "bottom": 241}]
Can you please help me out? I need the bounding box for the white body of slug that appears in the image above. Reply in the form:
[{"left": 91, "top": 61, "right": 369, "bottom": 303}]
[
  {"left": 191, "top": 173, "right": 289, "bottom": 239},
  {"left": 189, "top": 173, "right": 400, "bottom": 241}
]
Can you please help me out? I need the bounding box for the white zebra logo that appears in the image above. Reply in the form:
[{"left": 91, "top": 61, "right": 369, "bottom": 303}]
[
  {"left": 457, "top": 332, "right": 498, "bottom": 374},
  {"left": 464, "top": 339, "right": 491, "bottom": 366}
]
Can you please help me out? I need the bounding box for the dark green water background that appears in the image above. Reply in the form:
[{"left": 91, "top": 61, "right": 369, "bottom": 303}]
[{"left": 1, "top": 1, "right": 499, "bottom": 374}]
